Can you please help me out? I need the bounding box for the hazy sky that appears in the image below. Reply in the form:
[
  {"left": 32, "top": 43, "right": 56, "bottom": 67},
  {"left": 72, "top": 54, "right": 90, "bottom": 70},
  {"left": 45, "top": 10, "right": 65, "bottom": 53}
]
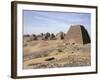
[{"left": 23, "top": 10, "right": 91, "bottom": 36}]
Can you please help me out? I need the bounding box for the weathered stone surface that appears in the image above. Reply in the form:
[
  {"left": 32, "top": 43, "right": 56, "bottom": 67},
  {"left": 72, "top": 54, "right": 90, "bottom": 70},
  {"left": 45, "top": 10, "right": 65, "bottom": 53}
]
[
  {"left": 50, "top": 33, "right": 56, "bottom": 40},
  {"left": 37, "top": 34, "right": 43, "bottom": 40},
  {"left": 64, "top": 25, "right": 90, "bottom": 44},
  {"left": 31, "top": 34, "right": 37, "bottom": 40},
  {"left": 44, "top": 32, "right": 51, "bottom": 40},
  {"left": 56, "top": 32, "right": 65, "bottom": 40}
]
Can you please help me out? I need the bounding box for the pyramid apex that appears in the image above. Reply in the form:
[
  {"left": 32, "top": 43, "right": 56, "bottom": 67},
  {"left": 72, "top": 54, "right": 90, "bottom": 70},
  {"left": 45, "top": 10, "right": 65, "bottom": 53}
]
[{"left": 70, "top": 24, "right": 84, "bottom": 27}]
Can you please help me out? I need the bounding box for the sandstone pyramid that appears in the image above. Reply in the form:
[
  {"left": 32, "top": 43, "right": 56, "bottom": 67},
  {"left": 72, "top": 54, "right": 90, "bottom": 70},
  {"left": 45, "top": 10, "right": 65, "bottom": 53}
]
[{"left": 64, "top": 25, "right": 90, "bottom": 44}]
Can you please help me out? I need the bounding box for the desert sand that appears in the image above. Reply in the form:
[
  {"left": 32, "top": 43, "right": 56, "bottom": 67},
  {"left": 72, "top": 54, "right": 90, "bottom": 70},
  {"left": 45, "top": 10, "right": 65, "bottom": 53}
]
[
  {"left": 23, "top": 25, "right": 91, "bottom": 69},
  {"left": 23, "top": 40, "right": 91, "bottom": 69}
]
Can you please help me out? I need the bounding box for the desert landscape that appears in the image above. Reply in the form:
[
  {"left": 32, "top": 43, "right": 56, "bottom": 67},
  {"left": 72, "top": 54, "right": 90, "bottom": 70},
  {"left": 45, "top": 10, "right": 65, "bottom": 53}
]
[{"left": 23, "top": 25, "right": 91, "bottom": 69}]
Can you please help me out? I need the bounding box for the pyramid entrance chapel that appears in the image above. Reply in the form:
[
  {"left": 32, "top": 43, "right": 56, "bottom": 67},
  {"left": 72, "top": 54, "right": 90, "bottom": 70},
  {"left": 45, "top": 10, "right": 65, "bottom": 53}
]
[{"left": 64, "top": 25, "right": 91, "bottom": 44}]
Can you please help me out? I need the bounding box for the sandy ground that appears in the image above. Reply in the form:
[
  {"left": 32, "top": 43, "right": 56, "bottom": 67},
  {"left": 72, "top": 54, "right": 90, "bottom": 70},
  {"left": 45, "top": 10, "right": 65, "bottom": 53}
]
[{"left": 23, "top": 40, "right": 91, "bottom": 69}]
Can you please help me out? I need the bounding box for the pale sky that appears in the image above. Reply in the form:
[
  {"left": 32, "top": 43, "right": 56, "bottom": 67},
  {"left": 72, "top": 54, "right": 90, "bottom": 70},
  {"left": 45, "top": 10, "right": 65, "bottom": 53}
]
[{"left": 23, "top": 10, "right": 91, "bottom": 36}]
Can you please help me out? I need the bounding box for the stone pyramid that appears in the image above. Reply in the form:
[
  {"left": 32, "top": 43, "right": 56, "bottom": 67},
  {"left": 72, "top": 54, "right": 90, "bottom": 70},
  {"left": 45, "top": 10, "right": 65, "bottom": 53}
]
[{"left": 64, "top": 25, "right": 91, "bottom": 44}]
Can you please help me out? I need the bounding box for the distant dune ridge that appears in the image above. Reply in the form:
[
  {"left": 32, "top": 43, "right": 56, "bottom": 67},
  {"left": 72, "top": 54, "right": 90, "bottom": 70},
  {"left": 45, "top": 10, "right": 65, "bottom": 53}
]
[{"left": 23, "top": 25, "right": 91, "bottom": 69}]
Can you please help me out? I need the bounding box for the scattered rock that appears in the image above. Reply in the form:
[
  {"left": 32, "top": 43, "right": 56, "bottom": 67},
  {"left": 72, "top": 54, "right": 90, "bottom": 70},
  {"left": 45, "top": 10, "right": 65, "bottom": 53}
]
[
  {"left": 45, "top": 57, "right": 55, "bottom": 61},
  {"left": 57, "top": 49, "right": 63, "bottom": 52}
]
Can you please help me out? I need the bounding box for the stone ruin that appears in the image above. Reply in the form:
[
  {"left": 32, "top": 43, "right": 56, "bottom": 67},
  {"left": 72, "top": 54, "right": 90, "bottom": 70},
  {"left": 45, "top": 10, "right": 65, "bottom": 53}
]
[
  {"left": 23, "top": 25, "right": 91, "bottom": 45},
  {"left": 56, "top": 32, "right": 65, "bottom": 40},
  {"left": 64, "top": 25, "right": 91, "bottom": 44}
]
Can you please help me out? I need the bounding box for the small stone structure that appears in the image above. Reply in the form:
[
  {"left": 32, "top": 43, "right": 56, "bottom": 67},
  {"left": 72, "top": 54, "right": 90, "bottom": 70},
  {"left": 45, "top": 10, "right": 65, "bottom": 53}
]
[{"left": 56, "top": 32, "right": 65, "bottom": 40}]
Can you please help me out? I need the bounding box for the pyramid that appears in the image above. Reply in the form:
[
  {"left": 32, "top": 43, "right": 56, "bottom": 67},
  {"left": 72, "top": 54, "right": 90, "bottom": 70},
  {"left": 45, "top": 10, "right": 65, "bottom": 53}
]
[{"left": 64, "top": 25, "right": 91, "bottom": 44}]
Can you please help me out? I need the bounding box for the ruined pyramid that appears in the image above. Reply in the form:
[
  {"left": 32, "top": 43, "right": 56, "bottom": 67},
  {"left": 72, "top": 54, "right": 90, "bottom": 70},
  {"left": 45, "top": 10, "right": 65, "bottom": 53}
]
[{"left": 64, "top": 25, "right": 91, "bottom": 44}]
